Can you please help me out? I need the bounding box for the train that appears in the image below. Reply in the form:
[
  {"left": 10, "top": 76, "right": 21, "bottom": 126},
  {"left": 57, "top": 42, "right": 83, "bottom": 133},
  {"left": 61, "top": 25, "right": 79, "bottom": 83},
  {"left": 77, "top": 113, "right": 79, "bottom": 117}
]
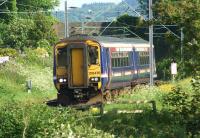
[{"left": 53, "top": 35, "right": 156, "bottom": 105}]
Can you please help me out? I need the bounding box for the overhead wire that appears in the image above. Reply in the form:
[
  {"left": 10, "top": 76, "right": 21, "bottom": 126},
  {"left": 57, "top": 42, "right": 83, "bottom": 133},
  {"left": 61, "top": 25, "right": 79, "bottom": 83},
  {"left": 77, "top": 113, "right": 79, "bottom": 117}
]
[
  {"left": 0, "top": 10, "right": 75, "bottom": 14},
  {"left": 0, "top": 1, "right": 57, "bottom": 14},
  {"left": 98, "top": 1, "right": 128, "bottom": 36},
  {"left": 98, "top": 1, "right": 144, "bottom": 37},
  {"left": 116, "top": 20, "right": 145, "bottom": 39},
  {"left": 122, "top": 0, "right": 180, "bottom": 39},
  {"left": 0, "top": 1, "right": 60, "bottom": 23},
  {"left": 0, "top": 0, "right": 7, "bottom": 6},
  {"left": 74, "top": 3, "right": 119, "bottom": 33},
  {"left": 1, "top": 0, "right": 179, "bottom": 38},
  {"left": 5, "top": 1, "right": 36, "bottom": 8},
  {"left": 116, "top": 20, "right": 148, "bottom": 29}
]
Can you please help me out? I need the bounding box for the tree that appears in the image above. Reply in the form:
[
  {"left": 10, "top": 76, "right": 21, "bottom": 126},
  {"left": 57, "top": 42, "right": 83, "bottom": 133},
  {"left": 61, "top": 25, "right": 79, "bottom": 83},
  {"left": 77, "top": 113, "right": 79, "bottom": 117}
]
[
  {"left": 2, "top": 18, "right": 34, "bottom": 50},
  {"left": 154, "top": 0, "right": 200, "bottom": 76},
  {"left": 116, "top": 14, "right": 148, "bottom": 39},
  {"left": 0, "top": 0, "right": 17, "bottom": 23},
  {"left": 100, "top": 14, "right": 147, "bottom": 39},
  {"left": 0, "top": 0, "right": 59, "bottom": 50},
  {"left": 137, "top": 0, "right": 149, "bottom": 16},
  {"left": 30, "top": 13, "right": 58, "bottom": 47},
  {"left": 16, "top": 0, "right": 59, "bottom": 11}
]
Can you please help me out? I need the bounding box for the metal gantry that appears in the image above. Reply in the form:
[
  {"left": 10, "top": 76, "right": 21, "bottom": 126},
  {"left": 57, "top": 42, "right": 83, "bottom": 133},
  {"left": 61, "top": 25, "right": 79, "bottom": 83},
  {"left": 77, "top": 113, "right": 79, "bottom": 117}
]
[
  {"left": 149, "top": 0, "right": 154, "bottom": 86},
  {"left": 63, "top": 0, "right": 155, "bottom": 86},
  {"left": 64, "top": 1, "right": 69, "bottom": 38}
]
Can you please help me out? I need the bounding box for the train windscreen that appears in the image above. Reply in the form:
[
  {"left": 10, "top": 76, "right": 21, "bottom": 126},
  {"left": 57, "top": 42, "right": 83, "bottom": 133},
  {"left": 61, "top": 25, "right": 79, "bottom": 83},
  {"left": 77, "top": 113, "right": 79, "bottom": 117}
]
[
  {"left": 57, "top": 47, "right": 68, "bottom": 67},
  {"left": 88, "top": 46, "right": 98, "bottom": 65}
]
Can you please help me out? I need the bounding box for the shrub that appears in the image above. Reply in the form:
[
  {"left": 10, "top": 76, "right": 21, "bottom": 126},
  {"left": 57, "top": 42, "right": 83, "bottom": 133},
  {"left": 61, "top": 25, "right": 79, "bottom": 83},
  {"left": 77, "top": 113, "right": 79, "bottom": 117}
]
[
  {"left": 0, "top": 23, "right": 7, "bottom": 46},
  {"left": 191, "top": 71, "right": 200, "bottom": 93},
  {"left": 163, "top": 86, "right": 191, "bottom": 115},
  {"left": 0, "top": 104, "right": 24, "bottom": 138},
  {"left": 163, "top": 77, "right": 200, "bottom": 135},
  {"left": 36, "top": 39, "right": 53, "bottom": 55},
  {"left": 34, "top": 47, "right": 49, "bottom": 58},
  {"left": 156, "top": 59, "right": 171, "bottom": 80},
  {"left": 22, "top": 48, "right": 52, "bottom": 67},
  {"left": 0, "top": 104, "right": 114, "bottom": 138},
  {"left": 159, "top": 83, "right": 174, "bottom": 92},
  {"left": 0, "top": 48, "right": 18, "bottom": 57}
]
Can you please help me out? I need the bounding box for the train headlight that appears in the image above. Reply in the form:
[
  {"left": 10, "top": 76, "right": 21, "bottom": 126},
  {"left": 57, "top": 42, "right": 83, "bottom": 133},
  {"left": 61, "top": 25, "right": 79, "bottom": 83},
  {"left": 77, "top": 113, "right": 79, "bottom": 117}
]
[
  {"left": 90, "top": 77, "right": 100, "bottom": 82},
  {"left": 59, "top": 78, "right": 64, "bottom": 83},
  {"left": 58, "top": 78, "right": 67, "bottom": 83},
  {"left": 91, "top": 78, "right": 95, "bottom": 81},
  {"left": 94, "top": 77, "right": 98, "bottom": 82}
]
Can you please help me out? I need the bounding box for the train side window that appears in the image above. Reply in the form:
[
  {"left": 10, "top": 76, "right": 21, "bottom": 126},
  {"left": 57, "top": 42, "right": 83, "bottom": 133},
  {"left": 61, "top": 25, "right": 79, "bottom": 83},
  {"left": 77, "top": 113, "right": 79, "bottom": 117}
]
[
  {"left": 145, "top": 52, "right": 149, "bottom": 65},
  {"left": 138, "top": 51, "right": 149, "bottom": 66},
  {"left": 145, "top": 52, "right": 149, "bottom": 64},
  {"left": 111, "top": 51, "right": 130, "bottom": 68},
  {"left": 57, "top": 47, "right": 68, "bottom": 67},
  {"left": 88, "top": 46, "right": 98, "bottom": 65}
]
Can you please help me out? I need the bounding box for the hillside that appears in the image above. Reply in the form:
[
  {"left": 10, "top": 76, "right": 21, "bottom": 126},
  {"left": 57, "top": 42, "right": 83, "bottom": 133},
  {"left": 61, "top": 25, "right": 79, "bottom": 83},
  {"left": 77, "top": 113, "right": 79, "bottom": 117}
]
[{"left": 53, "top": 0, "right": 140, "bottom": 23}]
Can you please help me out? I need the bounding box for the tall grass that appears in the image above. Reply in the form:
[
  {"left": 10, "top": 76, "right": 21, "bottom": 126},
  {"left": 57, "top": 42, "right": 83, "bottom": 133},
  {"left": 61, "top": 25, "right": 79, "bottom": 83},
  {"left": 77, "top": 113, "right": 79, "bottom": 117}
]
[
  {"left": 0, "top": 48, "right": 197, "bottom": 137},
  {"left": 0, "top": 48, "right": 55, "bottom": 105},
  {"left": 0, "top": 104, "right": 114, "bottom": 138}
]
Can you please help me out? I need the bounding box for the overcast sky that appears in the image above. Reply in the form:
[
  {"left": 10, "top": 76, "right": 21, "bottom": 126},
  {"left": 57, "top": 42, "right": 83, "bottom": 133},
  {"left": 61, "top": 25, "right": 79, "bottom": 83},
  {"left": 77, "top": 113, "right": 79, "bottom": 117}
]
[{"left": 55, "top": 0, "right": 122, "bottom": 10}]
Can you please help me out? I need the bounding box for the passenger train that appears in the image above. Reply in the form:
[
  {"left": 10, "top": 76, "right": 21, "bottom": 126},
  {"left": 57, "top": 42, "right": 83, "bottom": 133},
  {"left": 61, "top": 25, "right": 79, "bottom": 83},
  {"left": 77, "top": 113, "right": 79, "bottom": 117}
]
[{"left": 53, "top": 35, "right": 156, "bottom": 105}]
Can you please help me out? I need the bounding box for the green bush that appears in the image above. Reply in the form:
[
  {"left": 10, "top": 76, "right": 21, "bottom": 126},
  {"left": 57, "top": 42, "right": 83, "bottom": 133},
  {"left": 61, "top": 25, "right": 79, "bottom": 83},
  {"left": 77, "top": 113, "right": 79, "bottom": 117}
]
[
  {"left": 36, "top": 39, "right": 53, "bottom": 55},
  {"left": 0, "top": 104, "right": 113, "bottom": 138},
  {"left": 191, "top": 71, "right": 200, "bottom": 93},
  {"left": 0, "top": 23, "right": 7, "bottom": 46},
  {"left": 0, "top": 104, "right": 24, "bottom": 138},
  {"left": 156, "top": 59, "right": 171, "bottom": 80},
  {"left": 22, "top": 48, "right": 52, "bottom": 67},
  {"left": 163, "top": 86, "right": 191, "bottom": 115},
  {"left": 163, "top": 79, "right": 200, "bottom": 135},
  {"left": 0, "top": 48, "right": 18, "bottom": 57}
]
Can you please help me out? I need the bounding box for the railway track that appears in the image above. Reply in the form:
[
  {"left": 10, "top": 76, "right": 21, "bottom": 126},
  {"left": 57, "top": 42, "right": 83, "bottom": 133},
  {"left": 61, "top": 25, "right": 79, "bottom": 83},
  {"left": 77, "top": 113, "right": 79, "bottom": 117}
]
[{"left": 46, "top": 81, "right": 162, "bottom": 114}]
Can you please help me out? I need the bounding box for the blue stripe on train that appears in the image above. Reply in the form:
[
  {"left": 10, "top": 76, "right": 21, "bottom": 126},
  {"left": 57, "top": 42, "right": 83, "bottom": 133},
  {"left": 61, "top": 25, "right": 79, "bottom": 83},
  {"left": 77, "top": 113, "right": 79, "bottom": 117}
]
[{"left": 100, "top": 46, "right": 150, "bottom": 90}]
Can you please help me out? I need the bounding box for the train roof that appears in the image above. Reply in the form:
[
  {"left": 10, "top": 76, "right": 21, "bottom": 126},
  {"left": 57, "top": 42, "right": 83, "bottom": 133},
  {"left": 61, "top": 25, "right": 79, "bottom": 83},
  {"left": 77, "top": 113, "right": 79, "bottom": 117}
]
[
  {"left": 59, "top": 35, "right": 151, "bottom": 48},
  {"left": 95, "top": 36, "right": 148, "bottom": 44}
]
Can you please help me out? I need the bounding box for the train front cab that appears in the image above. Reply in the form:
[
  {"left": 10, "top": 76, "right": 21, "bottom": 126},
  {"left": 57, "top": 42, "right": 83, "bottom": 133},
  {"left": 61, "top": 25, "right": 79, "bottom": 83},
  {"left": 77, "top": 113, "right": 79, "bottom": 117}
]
[{"left": 54, "top": 40, "right": 102, "bottom": 103}]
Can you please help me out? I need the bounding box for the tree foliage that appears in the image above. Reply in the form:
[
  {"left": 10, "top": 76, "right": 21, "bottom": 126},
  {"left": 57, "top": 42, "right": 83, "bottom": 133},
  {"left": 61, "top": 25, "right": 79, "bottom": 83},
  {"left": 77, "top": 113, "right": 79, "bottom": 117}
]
[
  {"left": 163, "top": 76, "right": 200, "bottom": 135},
  {"left": 2, "top": 18, "right": 34, "bottom": 50},
  {"left": 100, "top": 14, "right": 148, "bottom": 39},
  {"left": 0, "top": 0, "right": 59, "bottom": 50},
  {"left": 16, "top": 0, "right": 59, "bottom": 11},
  {"left": 154, "top": 0, "right": 200, "bottom": 76},
  {"left": 31, "top": 13, "right": 58, "bottom": 46},
  {"left": 0, "top": 0, "right": 17, "bottom": 23}
]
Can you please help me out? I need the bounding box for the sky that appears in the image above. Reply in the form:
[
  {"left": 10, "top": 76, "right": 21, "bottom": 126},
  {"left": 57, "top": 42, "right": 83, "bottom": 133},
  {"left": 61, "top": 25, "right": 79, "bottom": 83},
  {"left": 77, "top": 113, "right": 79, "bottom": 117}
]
[{"left": 56, "top": 0, "right": 122, "bottom": 11}]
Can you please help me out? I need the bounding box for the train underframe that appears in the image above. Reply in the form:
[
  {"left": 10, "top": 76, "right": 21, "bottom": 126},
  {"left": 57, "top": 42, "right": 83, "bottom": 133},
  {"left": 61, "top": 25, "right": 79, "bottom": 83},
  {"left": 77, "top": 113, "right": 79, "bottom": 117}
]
[
  {"left": 56, "top": 78, "right": 150, "bottom": 106},
  {"left": 57, "top": 87, "right": 103, "bottom": 106}
]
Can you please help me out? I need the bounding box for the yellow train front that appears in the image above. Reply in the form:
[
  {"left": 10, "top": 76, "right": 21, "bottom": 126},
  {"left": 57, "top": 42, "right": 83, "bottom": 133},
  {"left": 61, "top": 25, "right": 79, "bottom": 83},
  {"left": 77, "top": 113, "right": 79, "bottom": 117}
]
[
  {"left": 53, "top": 36, "right": 102, "bottom": 105},
  {"left": 53, "top": 35, "right": 156, "bottom": 105}
]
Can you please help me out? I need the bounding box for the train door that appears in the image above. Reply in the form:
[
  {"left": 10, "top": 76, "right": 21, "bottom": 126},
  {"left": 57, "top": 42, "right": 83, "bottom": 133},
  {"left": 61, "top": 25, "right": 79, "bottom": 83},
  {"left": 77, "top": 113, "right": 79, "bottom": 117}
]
[
  {"left": 71, "top": 48, "right": 84, "bottom": 86},
  {"left": 106, "top": 48, "right": 111, "bottom": 89},
  {"left": 68, "top": 43, "right": 88, "bottom": 88}
]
